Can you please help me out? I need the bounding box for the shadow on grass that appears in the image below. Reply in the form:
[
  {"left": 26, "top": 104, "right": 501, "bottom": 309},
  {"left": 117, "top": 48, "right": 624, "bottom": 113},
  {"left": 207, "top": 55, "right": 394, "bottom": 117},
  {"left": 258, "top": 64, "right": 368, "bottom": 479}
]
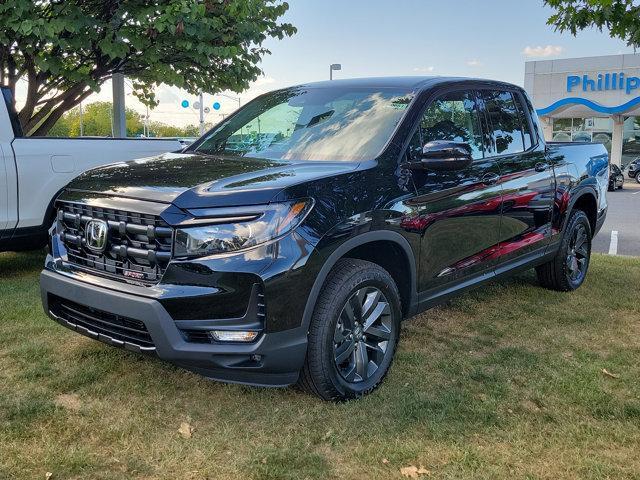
[{"left": 0, "top": 250, "right": 45, "bottom": 278}]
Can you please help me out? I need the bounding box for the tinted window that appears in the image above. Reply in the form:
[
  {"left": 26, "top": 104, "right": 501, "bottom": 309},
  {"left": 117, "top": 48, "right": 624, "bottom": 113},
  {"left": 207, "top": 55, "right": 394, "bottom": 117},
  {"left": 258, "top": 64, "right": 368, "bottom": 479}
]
[
  {"left": 192, "top": 87, "right": 414, "bottom": 161},
  {"left": 408, "top": 90, "right": 484, "bottom": 161},
  {"left": 482, "top": 90, "right": 526, "bottom": 156}
]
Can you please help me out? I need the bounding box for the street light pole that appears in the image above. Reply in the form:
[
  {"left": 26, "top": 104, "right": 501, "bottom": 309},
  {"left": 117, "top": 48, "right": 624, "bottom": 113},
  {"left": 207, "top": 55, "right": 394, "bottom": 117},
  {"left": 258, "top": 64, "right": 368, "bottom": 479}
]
[
  {"left": 198, "top": 91, "right": 205, "bottom": 136},
  {"left": 144, "top": 105, "right": 149, "bottom": 137},
  {"left": 329, "top": 63, "right": 342, "bottom": 80},
  {"left": 79, "top": 102, "right": 84, "bottom": 137},
  {"left": 217, "top": 93, "right": 242, "bottom": 109}
]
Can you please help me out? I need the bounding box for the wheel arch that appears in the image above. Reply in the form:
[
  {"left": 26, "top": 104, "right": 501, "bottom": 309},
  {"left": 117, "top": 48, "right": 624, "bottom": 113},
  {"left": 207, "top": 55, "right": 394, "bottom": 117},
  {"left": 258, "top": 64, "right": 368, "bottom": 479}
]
[
  {"left": 301, "top": 231, "right": 417, "bottom": 332},
  {"left": 567, "top": 188, "right": 598, "bottom": 236}
]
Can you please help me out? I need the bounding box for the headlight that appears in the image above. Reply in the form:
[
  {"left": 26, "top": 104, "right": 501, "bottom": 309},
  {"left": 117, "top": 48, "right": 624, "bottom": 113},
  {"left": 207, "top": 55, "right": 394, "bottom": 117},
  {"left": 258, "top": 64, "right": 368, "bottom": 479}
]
[{"left": 174, "top": 199, "right": 314, "bottom": 257}]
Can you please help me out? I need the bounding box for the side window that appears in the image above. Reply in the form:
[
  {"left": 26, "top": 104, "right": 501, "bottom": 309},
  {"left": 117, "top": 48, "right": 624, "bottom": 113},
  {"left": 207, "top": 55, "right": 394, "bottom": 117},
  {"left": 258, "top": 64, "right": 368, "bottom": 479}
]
[
  {"left": 407, "top": 90, "right": 484, "bottom": 161},
  {"left": 482, "top": 90, "right": 528, "bottom": 156}
]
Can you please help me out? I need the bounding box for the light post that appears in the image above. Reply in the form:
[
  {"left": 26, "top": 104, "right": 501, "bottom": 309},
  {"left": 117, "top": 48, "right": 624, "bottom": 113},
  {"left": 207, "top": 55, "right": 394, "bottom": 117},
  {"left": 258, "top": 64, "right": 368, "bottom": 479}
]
[
  {"left": 79, "top": 102, "right": 84, "bottom": 137},
  {"left": 144, "top": 105, "right": 149, "bottom": 137},
  {"left": 213, "top": 93, "right": 243, "bottom": 139},
  {"left": 195, "top": 92, "right": 205, "bottom": 135},
  {"left": 216, "top": 93, "right": 242, "bottom": 109},
  {"left": 329, "top": 63, "right": 342, "bottom": 80}
]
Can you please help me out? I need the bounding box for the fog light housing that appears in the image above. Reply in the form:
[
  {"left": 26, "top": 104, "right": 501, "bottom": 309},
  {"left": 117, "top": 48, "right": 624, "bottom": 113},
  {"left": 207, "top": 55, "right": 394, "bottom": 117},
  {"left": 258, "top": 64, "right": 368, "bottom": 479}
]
[{"left": 209, "top": 330, "right": 259, "bottom": 343}]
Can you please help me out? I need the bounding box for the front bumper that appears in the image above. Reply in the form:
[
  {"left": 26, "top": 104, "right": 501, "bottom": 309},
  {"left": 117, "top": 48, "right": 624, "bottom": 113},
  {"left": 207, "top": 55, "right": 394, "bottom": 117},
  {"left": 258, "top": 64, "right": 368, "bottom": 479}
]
[{"left": 40, "top": 265, "right": 312, "bottom": 388}]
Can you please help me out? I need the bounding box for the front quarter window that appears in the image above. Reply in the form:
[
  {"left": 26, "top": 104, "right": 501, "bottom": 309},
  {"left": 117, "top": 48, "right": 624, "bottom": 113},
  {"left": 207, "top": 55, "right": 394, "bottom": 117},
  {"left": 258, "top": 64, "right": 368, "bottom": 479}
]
[{"left": 192, "top": 86, "right": 414, "bottom": 162}]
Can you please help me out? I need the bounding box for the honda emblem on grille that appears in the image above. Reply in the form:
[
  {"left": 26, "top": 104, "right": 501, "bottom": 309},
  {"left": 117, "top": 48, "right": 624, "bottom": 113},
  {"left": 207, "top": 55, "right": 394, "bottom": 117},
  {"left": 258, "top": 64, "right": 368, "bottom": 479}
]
[{"left": 85, "top": 219, "right": 108, "bottom": 253}]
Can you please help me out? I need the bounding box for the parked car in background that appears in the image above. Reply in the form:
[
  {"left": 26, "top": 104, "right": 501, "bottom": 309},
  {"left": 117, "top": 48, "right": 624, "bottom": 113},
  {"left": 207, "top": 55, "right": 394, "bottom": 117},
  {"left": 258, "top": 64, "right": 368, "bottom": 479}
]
[
  {"left": 0, "top": 87, "right": 182, "bottom": 252},
  {"left": 609, "top": 164, "right": 624, "bottom": 190},
  {"left": 627, "top": 158, "right": 640, "bottom": 179},
  {"left": 41, "top": 77, "right": 608, "bottom": 400},
  {"left": 177, "top": 137, "right": 197, "bottom": 148}
]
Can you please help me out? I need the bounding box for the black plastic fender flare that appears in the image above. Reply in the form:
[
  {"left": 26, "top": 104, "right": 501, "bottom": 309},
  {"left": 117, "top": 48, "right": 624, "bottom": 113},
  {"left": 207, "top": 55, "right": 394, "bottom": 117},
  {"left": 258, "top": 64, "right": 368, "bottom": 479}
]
[{"left": 300, "top": 230, "right": 418, "bottom": 333}]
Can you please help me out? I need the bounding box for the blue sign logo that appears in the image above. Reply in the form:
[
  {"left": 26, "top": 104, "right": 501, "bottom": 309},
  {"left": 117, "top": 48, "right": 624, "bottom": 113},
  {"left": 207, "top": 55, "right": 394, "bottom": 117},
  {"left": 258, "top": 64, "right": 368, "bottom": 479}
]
[
  {"left": 567, "top": 73, "right": 640, "bottom": 95},
  {"left": 181, "top": 100, "right": 189, "bottom": 108},
  {"left": 212, "top": 102, "right": 221, "bottom": 110}
]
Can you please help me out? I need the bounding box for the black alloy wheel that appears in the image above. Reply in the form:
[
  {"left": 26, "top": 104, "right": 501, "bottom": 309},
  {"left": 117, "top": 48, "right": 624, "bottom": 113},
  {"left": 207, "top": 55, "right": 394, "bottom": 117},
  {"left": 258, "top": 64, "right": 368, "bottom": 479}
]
[
  {"left": 565, "top": 222, "right": 589, "bottom": 284},
  {"left": 298, "top": 258, "right": 401, "bottom": 401},
  {"left": 536, "top": 209, "right": 591, "bottom": 292},
  {"left": 333, "top": 286, "right": 392, "bottom": 384}
]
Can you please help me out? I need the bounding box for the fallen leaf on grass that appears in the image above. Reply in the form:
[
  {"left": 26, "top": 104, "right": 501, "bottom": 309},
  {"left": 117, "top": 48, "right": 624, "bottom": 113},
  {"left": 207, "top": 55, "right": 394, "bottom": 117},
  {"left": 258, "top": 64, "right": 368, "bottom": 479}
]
[
  {"left": 178, "top": 422, "right": 194, "bottom": 439},
  {"left": 54, "top": 394, "right": 81, "bottom": 412},
  {"left": 400, "top": 465, "right": 430, "bottom": 478},
  {"left": 602, "top": 368, "right": 620, "bottom": 379},
  {"left": 45, "top": 473, "right": 53, "bottom": 480},
  {"left": 382, "top": 458, "right": 389, "bottom": 465}
]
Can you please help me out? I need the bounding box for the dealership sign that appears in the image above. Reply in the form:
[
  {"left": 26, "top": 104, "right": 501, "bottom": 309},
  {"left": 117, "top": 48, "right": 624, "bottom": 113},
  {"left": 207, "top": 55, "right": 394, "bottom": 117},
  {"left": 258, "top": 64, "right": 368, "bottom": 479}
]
[{"left": 567, "top": 73, "right": 640, "bottom": 94}]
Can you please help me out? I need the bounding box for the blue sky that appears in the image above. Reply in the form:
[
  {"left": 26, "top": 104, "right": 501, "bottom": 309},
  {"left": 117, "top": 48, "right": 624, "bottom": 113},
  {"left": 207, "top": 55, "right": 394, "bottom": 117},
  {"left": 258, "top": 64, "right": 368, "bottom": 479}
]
[
  {"left": 260, "top": 0, "right": 633, "bottom": 87},
  {"left": 26, "top": 0, "right": 633, "bottom": 127}
]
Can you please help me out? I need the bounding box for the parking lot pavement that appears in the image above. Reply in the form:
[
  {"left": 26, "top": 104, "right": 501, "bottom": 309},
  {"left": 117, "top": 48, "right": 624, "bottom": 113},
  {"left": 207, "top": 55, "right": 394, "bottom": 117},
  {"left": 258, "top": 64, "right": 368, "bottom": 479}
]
[{"left": 592, "top": 179, "right": 640, "bottom": 257}]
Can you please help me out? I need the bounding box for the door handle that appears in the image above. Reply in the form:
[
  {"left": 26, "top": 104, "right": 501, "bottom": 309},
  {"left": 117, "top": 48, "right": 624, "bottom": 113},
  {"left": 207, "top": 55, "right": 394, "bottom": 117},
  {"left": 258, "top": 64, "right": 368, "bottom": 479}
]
[
  {"left": 481, "top": 172, "right": 500, "bottom": 185},
  {"left": 535, "top": 162, "right": 550, "bottom": 172}
]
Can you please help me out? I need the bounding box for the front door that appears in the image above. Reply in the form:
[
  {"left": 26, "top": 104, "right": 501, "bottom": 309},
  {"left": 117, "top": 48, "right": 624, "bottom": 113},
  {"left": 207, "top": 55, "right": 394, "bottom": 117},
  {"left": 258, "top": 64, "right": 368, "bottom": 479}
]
[
  {"left": 402, "top": 89, "right": 503, "bottom": 294},
  {"left": 480, "top": 89, "right": 555, "bottom": 266}
]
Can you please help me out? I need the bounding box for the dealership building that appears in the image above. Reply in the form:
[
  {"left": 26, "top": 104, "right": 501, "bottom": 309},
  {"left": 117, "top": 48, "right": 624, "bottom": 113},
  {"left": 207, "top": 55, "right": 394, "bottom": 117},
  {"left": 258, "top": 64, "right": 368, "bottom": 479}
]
[{"left": 525, "top": 53, "right": 640, "bottom": 167}]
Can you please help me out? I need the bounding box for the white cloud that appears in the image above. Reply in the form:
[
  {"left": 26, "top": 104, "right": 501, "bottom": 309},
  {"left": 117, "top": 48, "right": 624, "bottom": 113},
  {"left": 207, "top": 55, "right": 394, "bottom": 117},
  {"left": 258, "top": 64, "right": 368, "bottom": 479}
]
[
  {"left": 413, "top": 66, "right": 435, "bottom": 73},
  {"left": 253, "top": 75, "right": 276, "bottom": 87},
  {"left": 522, "top": 45, "right": 564, "bottom": 58},
  {"left": 466, "top": 59, "right": 483, "bottom": 67}
]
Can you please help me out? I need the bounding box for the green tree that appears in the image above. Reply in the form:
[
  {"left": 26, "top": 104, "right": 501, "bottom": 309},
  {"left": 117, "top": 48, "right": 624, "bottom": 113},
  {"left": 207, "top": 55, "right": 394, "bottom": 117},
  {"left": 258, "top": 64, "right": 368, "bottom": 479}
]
[
  {"left": 48, "top": 101, "right": 203, "bottom": 137},
  {"left": 0, "top": 0, "right": 295, "bottom": 136},
  {"left": 545, "top": 0, "right": 640, "bottom": 47},
  {"left": 48, "top": 101, "right": 143, "bottom": 137},
  {"left": 148, "top": 121, "right": 199, "bottom": 137},
  {"left": 47, "top": 115, "right": 71, "bottom": 137}
]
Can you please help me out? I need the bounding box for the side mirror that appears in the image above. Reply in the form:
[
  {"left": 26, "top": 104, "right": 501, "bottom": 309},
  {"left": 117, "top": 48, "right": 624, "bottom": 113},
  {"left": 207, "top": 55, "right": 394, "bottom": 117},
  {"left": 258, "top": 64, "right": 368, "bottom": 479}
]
[{"left": 409, "top": 140, "right": 473, "bottom": 171}]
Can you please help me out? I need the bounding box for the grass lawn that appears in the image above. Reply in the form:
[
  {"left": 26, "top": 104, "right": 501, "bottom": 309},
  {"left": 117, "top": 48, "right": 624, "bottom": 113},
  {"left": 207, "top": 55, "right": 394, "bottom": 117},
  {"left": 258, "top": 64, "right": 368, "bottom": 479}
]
[{"left": 1, "top": 252, "right": 640, "bottom": 480}]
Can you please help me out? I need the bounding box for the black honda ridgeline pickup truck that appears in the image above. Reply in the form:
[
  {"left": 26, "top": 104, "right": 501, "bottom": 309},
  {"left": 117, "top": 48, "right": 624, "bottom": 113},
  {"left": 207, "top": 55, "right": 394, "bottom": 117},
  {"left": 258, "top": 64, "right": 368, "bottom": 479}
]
[{"left": 41, "top": 77, "right": 609, "bottom": 400}]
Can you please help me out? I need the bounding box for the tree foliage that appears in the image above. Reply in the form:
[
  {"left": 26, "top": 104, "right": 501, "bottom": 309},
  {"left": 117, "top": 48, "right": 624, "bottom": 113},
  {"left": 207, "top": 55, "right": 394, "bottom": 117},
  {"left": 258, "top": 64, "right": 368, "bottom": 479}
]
[
  {"left": 545, "top": 0, "right": 640, "bottom": 47},
  {"left": 0, "top": 0, "right": 295, "bottom": 136},
  {"left": 48, "top": 101, "right": 200, "bottom": 137}
]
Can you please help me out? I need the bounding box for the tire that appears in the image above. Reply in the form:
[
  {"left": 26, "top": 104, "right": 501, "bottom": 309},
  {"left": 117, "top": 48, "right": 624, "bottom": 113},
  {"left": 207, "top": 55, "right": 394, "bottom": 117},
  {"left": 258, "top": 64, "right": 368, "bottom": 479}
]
[
  {"left": 636, "top": 174, "right": 640, "bottom": 184},
  {"left": 536, "top": 209, "right": 592, "bottom": 292},
  {"left": 298, "top": 258, "right": 402, "bottom": 401}
]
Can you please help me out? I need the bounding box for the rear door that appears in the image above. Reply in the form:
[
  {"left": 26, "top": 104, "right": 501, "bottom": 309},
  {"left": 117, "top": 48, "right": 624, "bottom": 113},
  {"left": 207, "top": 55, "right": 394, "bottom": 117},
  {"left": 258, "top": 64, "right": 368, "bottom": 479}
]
[
  {"left": 480, "top": 89, "right": 555, "bottom": 266},
  {"left": 0, "top": 87, "right": 19, "bottom": 235},
  {"left": 404, "top": 88, "right": 503, "bottom": 293},
  {"left": 0, "top": 144, "right": 8, "bottom": 232}
]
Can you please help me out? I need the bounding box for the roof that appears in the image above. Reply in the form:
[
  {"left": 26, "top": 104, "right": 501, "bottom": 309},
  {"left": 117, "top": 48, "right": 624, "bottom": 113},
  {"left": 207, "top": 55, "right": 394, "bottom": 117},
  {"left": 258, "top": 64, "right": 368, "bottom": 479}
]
[{"left": 295, "top": 76, "right": 520, "bottom": 92}]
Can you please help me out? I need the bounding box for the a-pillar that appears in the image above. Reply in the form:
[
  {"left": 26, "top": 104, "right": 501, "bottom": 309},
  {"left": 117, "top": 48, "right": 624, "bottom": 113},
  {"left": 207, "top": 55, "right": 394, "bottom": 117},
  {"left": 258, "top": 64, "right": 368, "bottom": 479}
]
[{"left": 610, "top": 115, "right": 624, "bottom": 167}]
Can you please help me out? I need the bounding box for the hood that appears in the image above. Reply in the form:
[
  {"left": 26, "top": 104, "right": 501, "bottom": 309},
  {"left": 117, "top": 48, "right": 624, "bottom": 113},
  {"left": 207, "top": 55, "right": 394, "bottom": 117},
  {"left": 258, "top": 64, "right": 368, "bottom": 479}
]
[{"left": 65, "top": 152, "right": 360, "bottom": 208}]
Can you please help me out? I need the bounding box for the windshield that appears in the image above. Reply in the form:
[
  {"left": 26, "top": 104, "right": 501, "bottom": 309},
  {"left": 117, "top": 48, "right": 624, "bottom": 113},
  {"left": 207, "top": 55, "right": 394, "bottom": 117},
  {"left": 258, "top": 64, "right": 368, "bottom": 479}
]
[{"left": 191, "top": 86, "right": 414, "bottom": 161}]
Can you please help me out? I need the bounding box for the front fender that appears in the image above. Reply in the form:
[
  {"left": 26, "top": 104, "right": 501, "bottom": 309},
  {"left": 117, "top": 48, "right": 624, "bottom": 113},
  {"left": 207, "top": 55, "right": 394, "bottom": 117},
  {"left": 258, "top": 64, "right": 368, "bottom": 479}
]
[{"left": 300, "top": 229, "right": 418, "bottom": 333}]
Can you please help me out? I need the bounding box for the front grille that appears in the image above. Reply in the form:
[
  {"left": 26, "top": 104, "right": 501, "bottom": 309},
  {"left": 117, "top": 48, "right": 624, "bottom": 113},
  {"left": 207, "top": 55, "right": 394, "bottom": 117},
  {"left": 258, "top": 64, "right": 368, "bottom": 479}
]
[
  {"left": 49, "top": 294, "right": 155, "bottom": 351},
  {"left": 57, "top": 202, "right": 172, "bottom": 285}
]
